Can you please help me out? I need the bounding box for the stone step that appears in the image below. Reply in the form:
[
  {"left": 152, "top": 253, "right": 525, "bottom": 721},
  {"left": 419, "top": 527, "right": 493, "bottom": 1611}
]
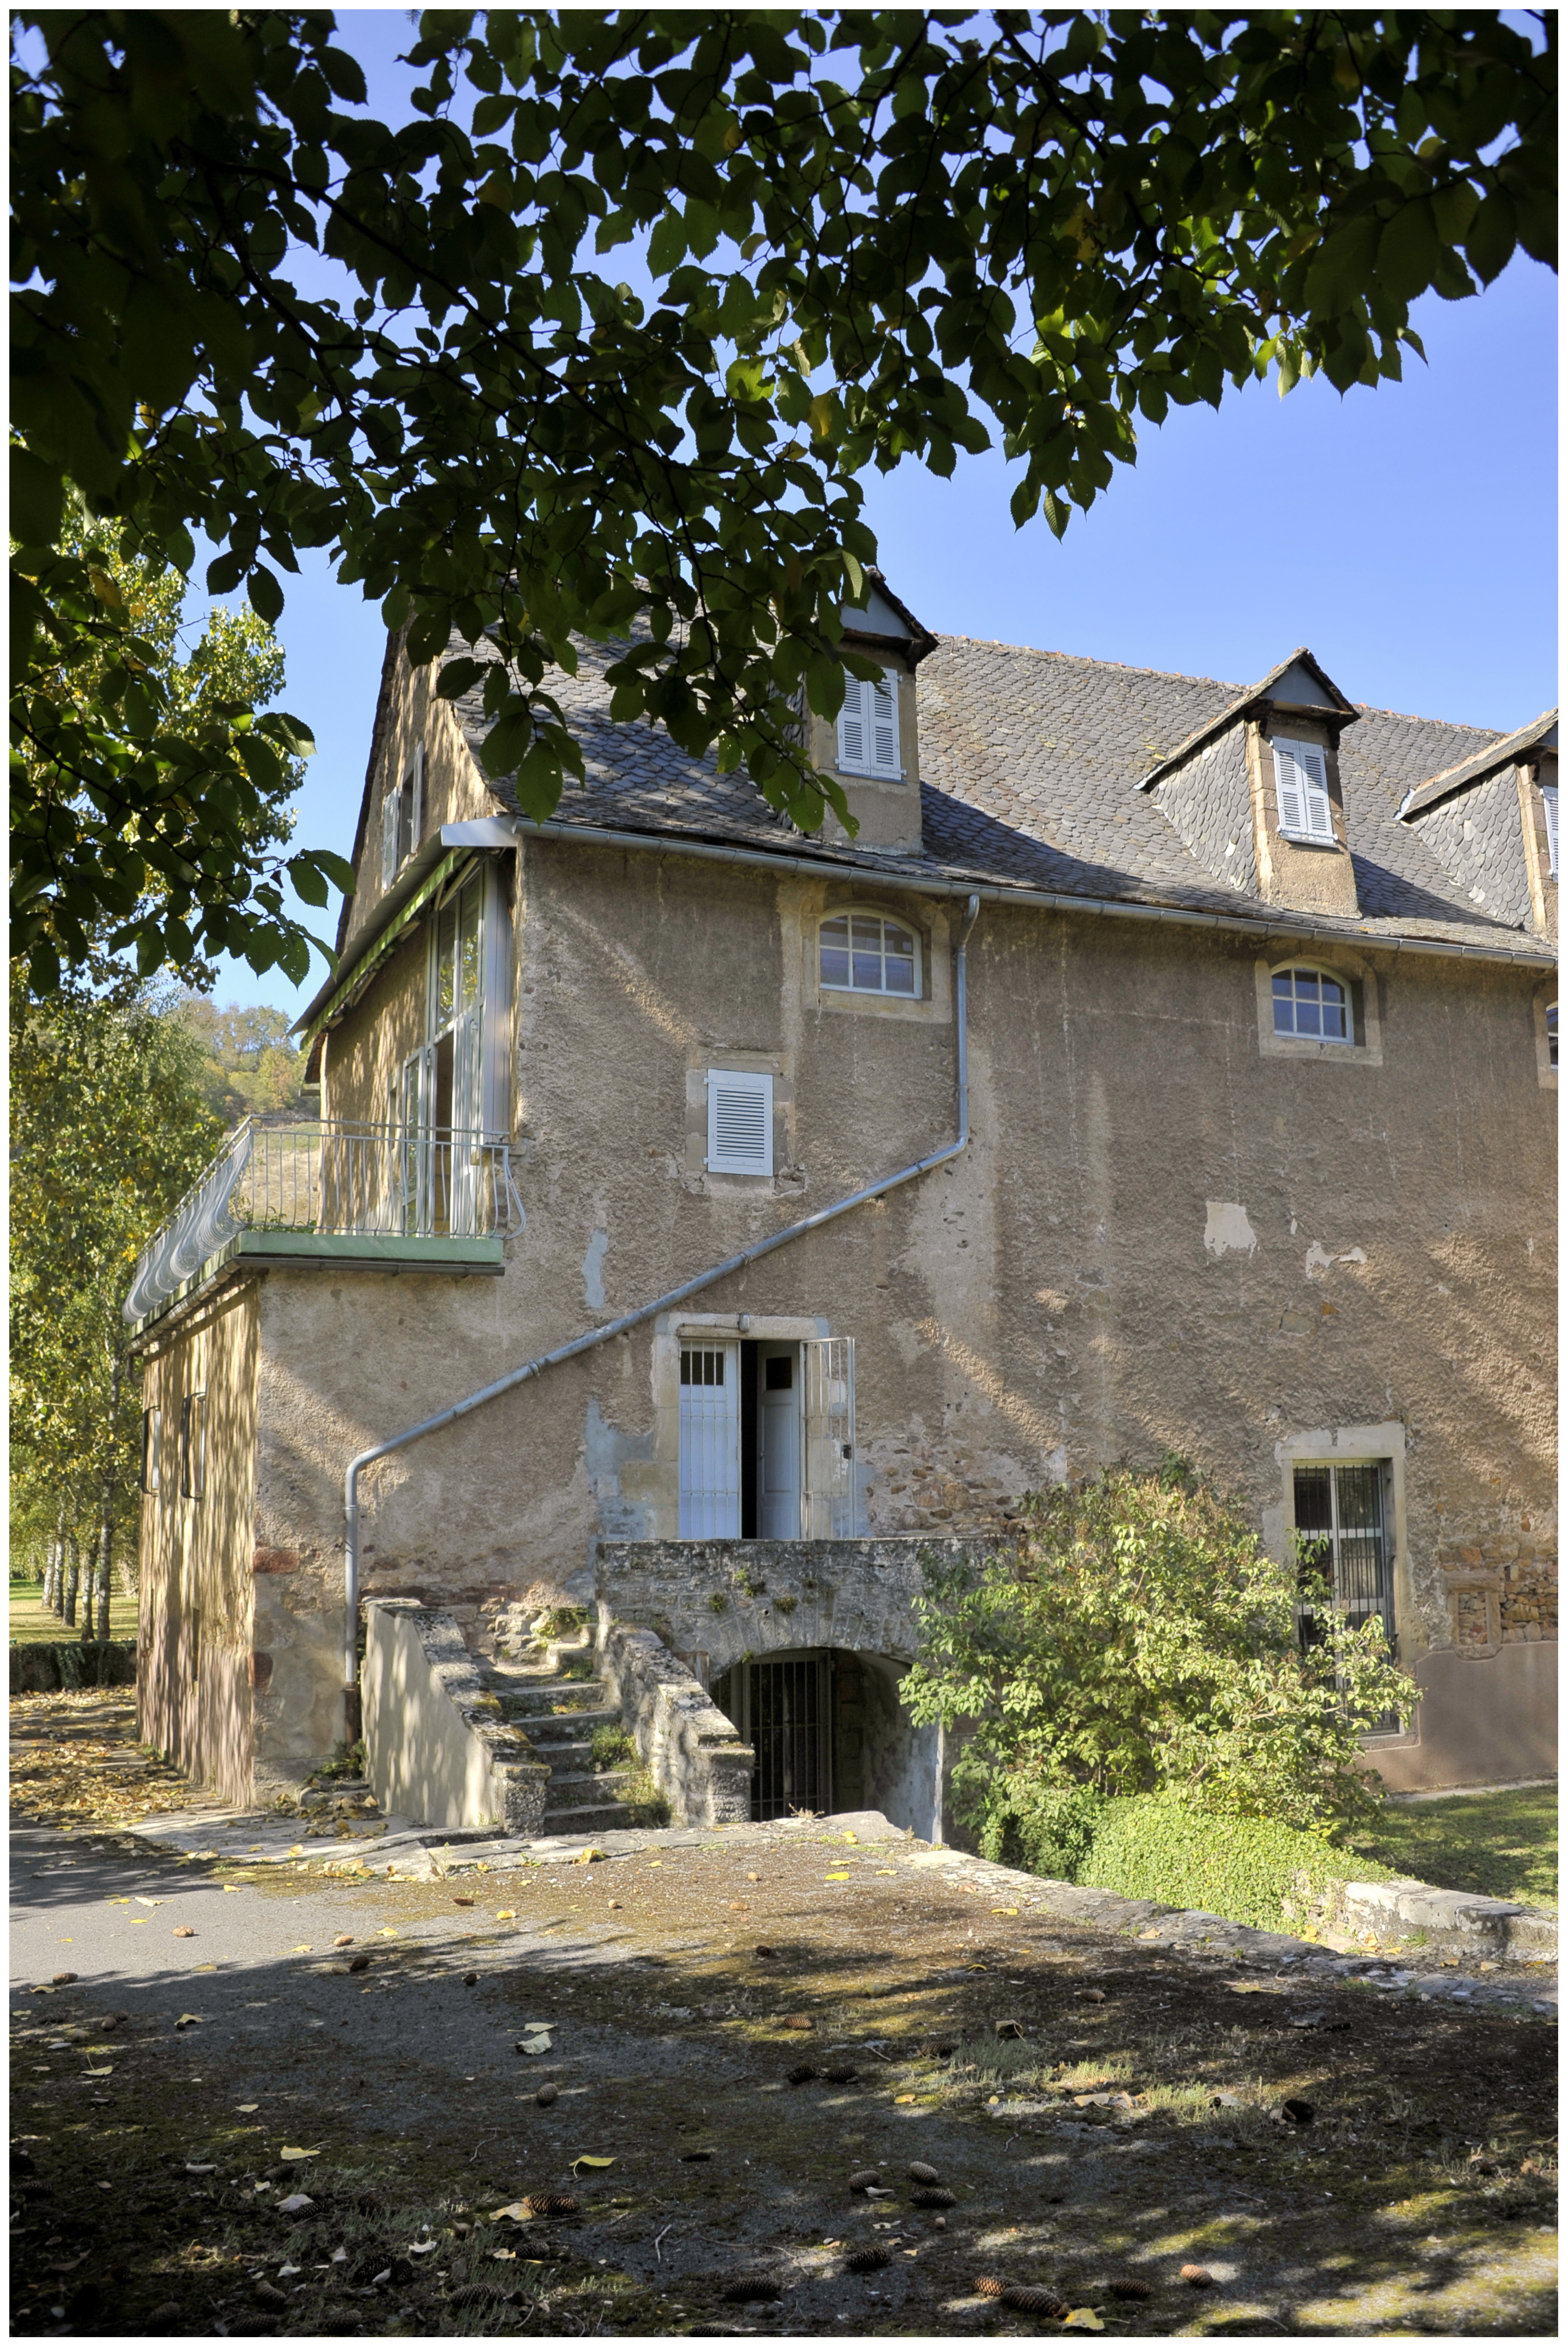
[
  {"left": 544, "top": 1768, "right": 634, "bottom": 1811},
  {"left": 537, "top": 1800, "right": 637, "bottom": 1839}
]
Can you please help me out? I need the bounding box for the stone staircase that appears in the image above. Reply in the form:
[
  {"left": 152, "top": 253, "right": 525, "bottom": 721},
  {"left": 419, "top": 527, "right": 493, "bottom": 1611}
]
[{"left": 475, "top": 1603, "right": 642, "bottom": 1838}]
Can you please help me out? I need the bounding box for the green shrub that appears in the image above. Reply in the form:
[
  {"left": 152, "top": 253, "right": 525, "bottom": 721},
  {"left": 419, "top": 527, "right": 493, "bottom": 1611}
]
[
  {"left": 975, "top": 1780, "right": 1104, "bottom": 1882},
  {"left": 534, "top": 1603, "right": 588, "bottom": 1641},
  {"left": 1076, "top": 1795, "right": 1396, "bottom": 1932},
  {"left": 904, "top": 1457, "right": 1415, "bottom": 1849},
  {"left": 590, "top": 1723, "right": 637, "bottom": 1772}
]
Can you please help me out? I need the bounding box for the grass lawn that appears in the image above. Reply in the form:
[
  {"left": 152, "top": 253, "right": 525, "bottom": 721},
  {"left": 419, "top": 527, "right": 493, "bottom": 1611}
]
[
  {"left": 1358, "top": 1783, "right": 1559, "bottom": 1913},
  {"left": 8, "top": 1573, "right": 137, "bottom": 1647}
]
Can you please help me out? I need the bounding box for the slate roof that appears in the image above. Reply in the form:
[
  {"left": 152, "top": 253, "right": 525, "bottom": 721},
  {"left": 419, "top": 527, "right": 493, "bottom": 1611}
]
[
  {"left": 1398, "top": 706, "right": 1558, "bottom": 820},
  {"left": 439, "top": 628, "right": 1553, "bottom": 963}
]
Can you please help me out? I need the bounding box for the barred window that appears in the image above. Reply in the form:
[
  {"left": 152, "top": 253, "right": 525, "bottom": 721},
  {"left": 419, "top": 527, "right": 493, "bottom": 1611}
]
[
  {"left": 1295, "top": 1460, "right": 1400, "bottom": 1728},
  {"left": 1272, "top": 966, "right": 1351, "bottom": 1043},
  {"left": 680, "top": 1348, "right": 727, "bottom": 1387}
]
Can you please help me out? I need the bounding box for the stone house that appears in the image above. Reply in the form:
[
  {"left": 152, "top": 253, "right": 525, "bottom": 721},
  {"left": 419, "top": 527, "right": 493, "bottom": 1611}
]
[{"left": 127, "top": 579, "right": 1558, "bottom": 1828}]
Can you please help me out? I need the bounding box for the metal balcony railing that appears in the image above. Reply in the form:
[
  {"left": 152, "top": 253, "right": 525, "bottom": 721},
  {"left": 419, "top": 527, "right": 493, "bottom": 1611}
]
[{"left": 124, "top": 1118, "right": 524, "bottom": 1324}]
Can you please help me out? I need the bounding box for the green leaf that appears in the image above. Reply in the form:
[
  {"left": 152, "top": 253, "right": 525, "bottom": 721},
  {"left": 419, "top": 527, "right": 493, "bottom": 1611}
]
[
  {"left": 247, "top": 564, "right": 285, "bottom": 625},
  {"left": 435, "top": 656, "right": 484, "bottom": 701},
  {"left": 10, "top": 449, "right": 64, "bottom": 546}
]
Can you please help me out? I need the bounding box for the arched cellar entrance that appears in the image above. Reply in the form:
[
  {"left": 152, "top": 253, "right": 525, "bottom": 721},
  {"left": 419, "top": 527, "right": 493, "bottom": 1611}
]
[{"left": 710, "top": 1646, "right": 937, "bottom": 1837}]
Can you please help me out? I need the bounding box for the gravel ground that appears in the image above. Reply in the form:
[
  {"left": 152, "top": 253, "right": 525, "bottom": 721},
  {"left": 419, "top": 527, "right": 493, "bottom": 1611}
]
[{"left": 9, "top": 1693, "right": 1560, "bottom": 2338}]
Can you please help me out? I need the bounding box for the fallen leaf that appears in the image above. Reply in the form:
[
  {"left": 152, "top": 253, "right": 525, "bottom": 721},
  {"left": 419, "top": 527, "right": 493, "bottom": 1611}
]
[
  {"left": 573, "top": 2155, "right": 616, "bottom": 2170},
  {"left": 491, "top": 2202, "right": 531, "bottom": 2224},
  {"left": 174, "top": 2014, "right": 202, "bottom": 2030},
  {"left": 824, "top": 1872, "right": 850, "bottom": 1882},
  {"left": 133, "top": 1897, "right": 162, "bottom": 1908},
  {"left": 185, "top": 2162, "right": 217, "bottom": 2174},
  {"left": 490, "top": 2247, "right": 517, "bottom": 2262},
  {"left": 452, "top": 1895, "right": 475, "bottom": 1907},
  {"left": 276, "top": 2193, "right": 314, "bottom": 2215},
  {"left": 279, "top": 2146, "right": 322, "bottom": 2160},
  {"left": 84, "top": 2066, "right": 114, "bottom": 2078},
  {"left": 495, "top": 1909, "right": 516, "bottom": 1920},
  {"left": 223, "top": 1885, "right": 242, "bottom": 1894},
  {"left": 991, "top": 1907, "right": 1019, "bottom": 1916},
  {"left": 894, "top": 2094, "right": 917, "bottom": 2105},
  {"left": 1063, "top": 2313, "right": 1105, "bottom": 2332},
  {"left": 236, "top": 2104, "right": 259, "bottom": 2113},
  {"left": 408, "top": 2238, "right": 437, "bottom": 2256},
  {"left": 378, "top": 1927, "right": 398, "bottom": 1938}
]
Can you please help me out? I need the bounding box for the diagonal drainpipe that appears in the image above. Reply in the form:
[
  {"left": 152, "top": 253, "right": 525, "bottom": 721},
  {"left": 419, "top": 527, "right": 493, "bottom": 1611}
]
[{"left": 339, "top": 894, "right": 981, "bottom": 1741}]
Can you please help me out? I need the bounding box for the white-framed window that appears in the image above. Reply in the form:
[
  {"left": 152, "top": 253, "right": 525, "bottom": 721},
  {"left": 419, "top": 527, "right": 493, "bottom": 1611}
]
[
  {"left": 140, "top": 1407, "right": 162, "bottom": 1495},
  {"left": 706, "top": 1069, "right": 773, "bottom": 1177},
  {"left": 1272, "top": 736, "right": 1336, "bottom": 842},
  {"left": 836, "top": 667, "right": 902, "bottom": 779},
  {"left": 819, "top": 910, "right": 920, "bottom": 997},
  {"left": 1272, "top": 965, "right": 1352, "bottom": 1044},
  {"left": 380, "top": 745, "right": 425, "bottom": 886},
  {"left": 1542, "top": 784, "right": 1558, "bottom": 880}
]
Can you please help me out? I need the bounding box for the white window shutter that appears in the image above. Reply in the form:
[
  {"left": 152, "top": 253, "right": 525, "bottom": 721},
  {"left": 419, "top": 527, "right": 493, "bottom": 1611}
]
[
  {"left": 1543, "top": 784, "right": 1559, "bottom": 879},
  {"left": 1297, "top": 740, "right": 1335, "bottom": 839},
  {"left": 707, "top": 1069, "right": 773, "bottom": 1176},
  {"left": 837, "top": 674, "right": 867, "bottom": 773},
  {"left": 1272, "top": 742, "right": 1304, "bottom": 837},
  {"left": 410, "top": 745, "right": 424, "bottom": 849},
  {"left": 381, "top": 787, "right": 401, "bottom": 886},
  {"left": 870, "top": 674, "right": 900, "bottom": 775}
]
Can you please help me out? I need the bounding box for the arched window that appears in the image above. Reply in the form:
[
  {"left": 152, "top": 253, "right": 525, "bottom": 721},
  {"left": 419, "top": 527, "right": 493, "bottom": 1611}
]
[
  {"left": 1271, "top": 965, "right": 1351, "bottom": 1043},
  {"left": 819, "top": 911, "right": 920, "bottom": 997}
]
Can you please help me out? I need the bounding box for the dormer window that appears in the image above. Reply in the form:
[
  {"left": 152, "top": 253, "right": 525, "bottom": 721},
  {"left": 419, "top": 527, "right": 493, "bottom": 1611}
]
[
  {"left": 819, "top": 911, "right": 919, "bottom": 997},
  {"left": 1272, "top": 966, "right": 1351, "bottom": 1043},
  {"left": 836, "top": 669, "right": 902, "bottom": 779},
  {"left": 1272, "top": 737, "right": 1334, "bottom": 843}
]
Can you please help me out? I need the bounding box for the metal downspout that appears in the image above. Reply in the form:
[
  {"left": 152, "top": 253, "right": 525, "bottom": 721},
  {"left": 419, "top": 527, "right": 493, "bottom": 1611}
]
[{"left": 339, "top": 894, "right": 981, "bottom": 1742}]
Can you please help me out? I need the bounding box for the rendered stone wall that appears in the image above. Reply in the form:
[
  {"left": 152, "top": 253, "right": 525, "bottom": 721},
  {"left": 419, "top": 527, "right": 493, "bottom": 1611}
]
[
  {"left": 596, "top": 1622, "right": 753, "bottom": 1826},
  {"left": 363, "top": 1598, "right": 549, "bottom": 1833}
]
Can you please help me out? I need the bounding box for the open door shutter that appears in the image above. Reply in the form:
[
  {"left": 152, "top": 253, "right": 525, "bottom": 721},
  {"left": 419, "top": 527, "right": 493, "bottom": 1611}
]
[
  {"left": 802, "top": 1336, "right": 855, "bottom": 1538},
  {"left": 1543, "top": 784, "right": 1559, "bottom": 879},
  {"left": 679, "top": 1343, "right": 741, "bottom": 1537},
  {"left": 836, "top": 674, "right": 868, "bottom": 772}
]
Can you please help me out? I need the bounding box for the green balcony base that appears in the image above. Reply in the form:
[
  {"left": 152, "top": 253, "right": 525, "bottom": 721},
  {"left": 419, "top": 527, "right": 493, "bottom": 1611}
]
[{"left": 127, "top": 1227, "right": 505, "bottom": 1340}]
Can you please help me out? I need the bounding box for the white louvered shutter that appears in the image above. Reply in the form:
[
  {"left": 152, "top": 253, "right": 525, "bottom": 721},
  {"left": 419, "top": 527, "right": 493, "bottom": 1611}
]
[
  {"left": 1542, "top": 784, "right": 1559, "bottom": 879},
  {"left": 1274, "top": 738, "right": 1334, "bottom": 841},
  {"left": 381, "top": 786, "right": 401, "bottom": 885},
  {"left": 410, "top": 744, "right": 424, "bottom": 851},
  {"left": 870, "top": 674, "right": 900, "bottom": 775},
  {"left": 706, "top": 1069, "right": 773, "bottom": 1176},
  {"left": 837, "top": 674, "right": 868, "bottom": 772}
]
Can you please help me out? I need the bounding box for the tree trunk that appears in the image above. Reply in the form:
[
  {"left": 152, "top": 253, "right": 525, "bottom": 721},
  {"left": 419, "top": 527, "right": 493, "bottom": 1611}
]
[
  {"left": 63, "top": 1534, "right": 79, "bottom": 1630},
  {"left": 46, "top": 1502, "right": 67, "bottom": 1615},
  {"left": 94, "top": 1352, "right": 123, "bottom": 1640}
]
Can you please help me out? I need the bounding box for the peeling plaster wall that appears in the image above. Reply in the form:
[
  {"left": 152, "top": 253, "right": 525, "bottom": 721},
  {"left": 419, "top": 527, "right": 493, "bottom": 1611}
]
[{"left": 157, "top": 828, "right": 1556, "bottom": 1790}]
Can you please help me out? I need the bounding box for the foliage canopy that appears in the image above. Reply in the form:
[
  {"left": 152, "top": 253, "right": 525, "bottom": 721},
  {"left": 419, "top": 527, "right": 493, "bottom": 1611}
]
[
  {"left": 901, "top": 1459, "right": 1417, "bottom": 1854},
  {"left": 11, "top": 8, "right": 1556, "bottom": 986}
]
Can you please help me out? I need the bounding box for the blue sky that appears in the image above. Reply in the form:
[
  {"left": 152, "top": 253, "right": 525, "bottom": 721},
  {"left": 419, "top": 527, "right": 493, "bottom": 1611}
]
[{"left": 207, "top": 11, "right": 1558, "bottom": 1022}]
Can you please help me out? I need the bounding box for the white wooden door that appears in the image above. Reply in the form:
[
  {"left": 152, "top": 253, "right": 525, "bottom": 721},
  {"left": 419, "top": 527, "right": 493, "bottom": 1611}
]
[
  {"left": 757, "top": 1344, "right": 802, "bottom": 1538},
  {"left": 679, "top": 1343, "right": 740, "bottom": 1537}
]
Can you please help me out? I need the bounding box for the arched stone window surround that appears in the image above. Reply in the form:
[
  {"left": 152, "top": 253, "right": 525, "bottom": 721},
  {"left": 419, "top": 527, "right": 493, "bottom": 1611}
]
[
  {"left": 805, "top": 894, "right": 949, "bottom": 1024},
  {"left": 1254, "top": 946, "right": 1383, "bottom": 1065}
]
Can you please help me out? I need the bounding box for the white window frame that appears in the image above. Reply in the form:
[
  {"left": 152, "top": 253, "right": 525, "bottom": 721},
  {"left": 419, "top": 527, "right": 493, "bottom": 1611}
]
[
  {"left": 706, "top": 1069, "right": 774, "bottom": 1177},
  {"left": 818, "top": 908, "right": 922, "bottom": 999},
  {"left": 1270, "top": 963, "right": 1354, "bottom": 1046},
  {"left": 1272, "top": 735, "right": 1336, "bottom": 843},
  {"left": 141, "top": 1407, "right": 162, "bottom": 1495},
  {"left": 836, "top": 666, "right": 902, "bottom": 780},
  {"left": 380, "top": 744, "right": 425, "bottom": 886}
]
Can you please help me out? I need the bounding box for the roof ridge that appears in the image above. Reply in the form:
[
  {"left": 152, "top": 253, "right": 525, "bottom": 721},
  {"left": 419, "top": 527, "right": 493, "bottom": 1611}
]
[
  {"left": 934, "top": 633, "right": 1243, "bottom": 696},
  {"left": 1353, "top": 701, "right": 1501, "bottom": 735}
]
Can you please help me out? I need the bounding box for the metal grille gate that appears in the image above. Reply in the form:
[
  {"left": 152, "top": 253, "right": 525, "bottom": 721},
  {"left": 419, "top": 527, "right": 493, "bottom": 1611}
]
[
  {"left": 749, "top": 1657, "right": 827, "bottom": 1821},
  {"left": 1293, "top": 1461, "right": 1398, "bottom": 1728}
]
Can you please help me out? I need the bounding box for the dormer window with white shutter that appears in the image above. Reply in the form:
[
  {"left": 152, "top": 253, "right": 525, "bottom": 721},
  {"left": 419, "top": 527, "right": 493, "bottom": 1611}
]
[
  {"left": 836, "top": 668, "right": 902, "bottom": 780},
  {"left": 1272, "top": 736, "right": 1336, "bottom": 843},
  {"left": 706, "top": 1069, "right": 773, "bottom": 1177}
]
